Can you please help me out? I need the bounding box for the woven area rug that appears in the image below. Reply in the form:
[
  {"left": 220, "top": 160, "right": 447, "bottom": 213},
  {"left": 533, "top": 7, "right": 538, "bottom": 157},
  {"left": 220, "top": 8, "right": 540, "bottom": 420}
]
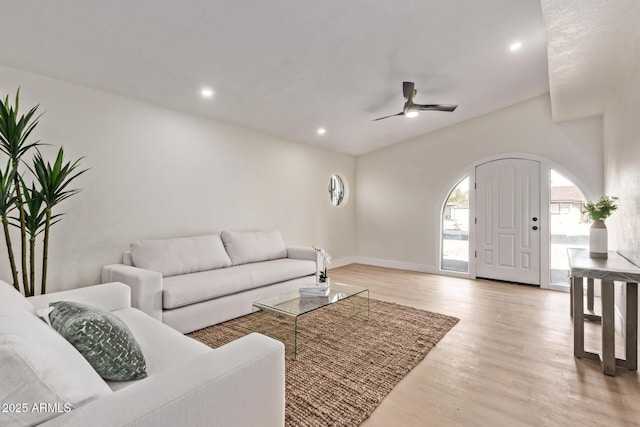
[{"left": 188, "top": 298, "right": 458, "bottom": 427}]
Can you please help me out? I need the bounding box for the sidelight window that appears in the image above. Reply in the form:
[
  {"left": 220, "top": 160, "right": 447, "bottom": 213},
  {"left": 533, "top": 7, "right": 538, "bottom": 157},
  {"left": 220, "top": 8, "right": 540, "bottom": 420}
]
[
  {"left": 441, "top": 176, "right": 469, "bottom": 273},
  {"left": 549, "top": 170, "right": 589, "bottom": 284}
]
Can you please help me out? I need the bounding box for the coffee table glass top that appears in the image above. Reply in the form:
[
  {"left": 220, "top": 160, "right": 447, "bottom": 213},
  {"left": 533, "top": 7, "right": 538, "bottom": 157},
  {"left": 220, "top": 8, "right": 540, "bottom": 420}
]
[{"left": 254, "top": 282, "right": 368, "bottom": 317}]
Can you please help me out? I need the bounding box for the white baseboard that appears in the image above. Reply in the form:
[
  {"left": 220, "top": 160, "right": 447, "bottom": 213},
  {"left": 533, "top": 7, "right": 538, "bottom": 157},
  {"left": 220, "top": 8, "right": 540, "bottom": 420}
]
[
  {"left": 344, "top": 257, "right": 439, "bottom": 274},
  {"left": 330, "top": 256, "right": 472, "bottom": 279},
  {"left": 547, "top": 283, "right": 570, "bottom": 293},
  {"left": 330, "top": 256, "right": 574, "bottom": 292},
  {"left": 327, "top": 257, "right": 359, "bottom": 269}
]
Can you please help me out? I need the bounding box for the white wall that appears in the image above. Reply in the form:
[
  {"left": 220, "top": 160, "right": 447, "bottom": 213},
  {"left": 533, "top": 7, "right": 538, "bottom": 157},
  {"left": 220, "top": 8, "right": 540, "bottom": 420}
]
[
  {"left": 0, "top": 65, "right": 355, "bottom": 291},
  {"left": 603, "top": 32, "right": 640, "bottom": 325},
  {"left": 0, "top": 67, "right": 612, "bottom": 293},
  {"left": 356, "top": 94, "right": 603, "bottom": 271},
  {"left": 603, "top": 33, "right": 640, "bottom": 266}
]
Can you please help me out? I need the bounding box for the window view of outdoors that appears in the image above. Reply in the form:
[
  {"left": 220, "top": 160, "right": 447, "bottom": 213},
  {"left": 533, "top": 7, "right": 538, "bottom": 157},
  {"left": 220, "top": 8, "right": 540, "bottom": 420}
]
[
  {"left": 441, "top": 176, "right": 469, "bottom": 273},
  {"left": 550, "top": 170, "right": 589, "bottom": 284}
]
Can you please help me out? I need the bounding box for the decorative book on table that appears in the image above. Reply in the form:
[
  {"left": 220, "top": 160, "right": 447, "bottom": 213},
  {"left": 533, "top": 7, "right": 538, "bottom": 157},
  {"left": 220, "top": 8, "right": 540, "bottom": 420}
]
[{"left": 298, "top": 283, "right": 330, "bottom": 297}]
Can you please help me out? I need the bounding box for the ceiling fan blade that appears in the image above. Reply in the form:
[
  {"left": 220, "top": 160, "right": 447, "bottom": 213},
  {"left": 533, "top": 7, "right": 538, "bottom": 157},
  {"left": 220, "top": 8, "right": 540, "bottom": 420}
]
[
  {"left": 372, "top": 112, "right": 404, "bottom": 121},
  {"left": 416, "top": 104, "right": 458, "bottom": 112},
  {"left": 402, "top": 82, "right": 415, "bottom": 100}
]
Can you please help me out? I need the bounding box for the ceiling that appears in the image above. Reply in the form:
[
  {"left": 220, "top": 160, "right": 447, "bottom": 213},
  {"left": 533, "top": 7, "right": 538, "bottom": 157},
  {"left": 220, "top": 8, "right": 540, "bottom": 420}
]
[
  {"left": 1, "top": 1, "right": 552, "bottom": 155},
  {"left": 542, "top": 0, "right": 640, "bottom": 122}
]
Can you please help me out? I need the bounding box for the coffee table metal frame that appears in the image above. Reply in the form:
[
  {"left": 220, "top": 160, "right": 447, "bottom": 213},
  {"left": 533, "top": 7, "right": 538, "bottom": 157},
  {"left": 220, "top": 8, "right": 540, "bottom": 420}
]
[{"left": 253, "top": 282, "right": 370, "bottom": 359}]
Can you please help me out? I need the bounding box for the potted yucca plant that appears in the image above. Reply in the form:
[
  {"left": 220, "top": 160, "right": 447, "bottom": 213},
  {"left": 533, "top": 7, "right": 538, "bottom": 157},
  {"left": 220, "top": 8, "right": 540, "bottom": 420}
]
[
  {"left": 0, "top": 162, "right": 19, "bottom": 290},
  {"left": 0, "top": 89, "right": 87, "bottom": 295},
  {"left": 30, "top": 148, "right": 86, "bottom": 294}
]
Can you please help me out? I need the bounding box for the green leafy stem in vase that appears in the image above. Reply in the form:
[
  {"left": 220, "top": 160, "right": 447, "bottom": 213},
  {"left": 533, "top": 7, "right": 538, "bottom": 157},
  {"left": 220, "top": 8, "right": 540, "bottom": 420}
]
[{"left": 584, "top": 195, "right": 618, "bottom": 221}]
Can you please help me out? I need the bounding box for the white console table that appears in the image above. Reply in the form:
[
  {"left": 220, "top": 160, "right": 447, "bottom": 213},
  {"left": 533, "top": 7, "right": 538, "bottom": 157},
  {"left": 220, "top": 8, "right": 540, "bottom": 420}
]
[{"left": 568, "top": 248, "right": 639, "bottom": 376}]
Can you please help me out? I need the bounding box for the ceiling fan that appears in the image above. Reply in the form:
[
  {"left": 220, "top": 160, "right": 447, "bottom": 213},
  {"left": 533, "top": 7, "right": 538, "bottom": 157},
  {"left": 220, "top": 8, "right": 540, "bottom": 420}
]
[{"left": 373, "top": 81, "right": 458, "bottom": 121}]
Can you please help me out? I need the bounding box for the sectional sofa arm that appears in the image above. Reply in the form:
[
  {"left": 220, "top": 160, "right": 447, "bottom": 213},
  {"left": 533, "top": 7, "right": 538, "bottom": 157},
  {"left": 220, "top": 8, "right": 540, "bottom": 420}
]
[
  {"left": 41, "top": 333, "right": 285, "bottom": 427},
  {"left": 102, "top": 264, "right": 163, "bottom": 322},
  {"left": 287, "top": 245, "right": 320, "bottom": 264},
  {"left": 27, "top": 282, "right": 131, "bottom": 312}
]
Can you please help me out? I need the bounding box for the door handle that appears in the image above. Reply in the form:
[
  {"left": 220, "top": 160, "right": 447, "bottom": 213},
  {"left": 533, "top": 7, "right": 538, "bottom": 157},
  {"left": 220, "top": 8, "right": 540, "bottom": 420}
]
[{"left": 532, "top": 226, "right": 538, "bottom": 231}]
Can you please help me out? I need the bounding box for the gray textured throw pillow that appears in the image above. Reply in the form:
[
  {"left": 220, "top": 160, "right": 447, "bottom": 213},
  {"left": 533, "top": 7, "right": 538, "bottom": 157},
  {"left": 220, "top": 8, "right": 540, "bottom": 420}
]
[{"left": 49, "top": 301, "right": 147, "bottom": 381}]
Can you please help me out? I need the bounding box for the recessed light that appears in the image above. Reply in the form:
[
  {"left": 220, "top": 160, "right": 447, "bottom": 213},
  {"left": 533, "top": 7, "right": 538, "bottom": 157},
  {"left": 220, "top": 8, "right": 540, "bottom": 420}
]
[
  {"left": 405, "top": 111, "right": 419, "bottom": 118},
  {"left": 200, "top": 88, "right": 214, "bottom": 98},
  {"left": 509, "top": 42, "right": 522, "bottom": 52},
  {"left": 317, "top": 128, "right": 326, "bottom": 135}
]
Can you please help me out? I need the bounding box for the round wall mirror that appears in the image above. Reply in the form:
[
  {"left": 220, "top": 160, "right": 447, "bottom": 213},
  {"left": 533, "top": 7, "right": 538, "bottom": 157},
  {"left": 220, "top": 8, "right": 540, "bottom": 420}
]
[{"left": 329, "top": 174, "right": 348, "bottom": 207}]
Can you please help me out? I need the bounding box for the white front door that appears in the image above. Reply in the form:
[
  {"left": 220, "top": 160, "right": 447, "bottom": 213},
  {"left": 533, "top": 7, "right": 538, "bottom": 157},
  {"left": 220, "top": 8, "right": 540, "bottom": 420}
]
[{"left": 475, "top": 159, "right": 540, "bottom": 285}]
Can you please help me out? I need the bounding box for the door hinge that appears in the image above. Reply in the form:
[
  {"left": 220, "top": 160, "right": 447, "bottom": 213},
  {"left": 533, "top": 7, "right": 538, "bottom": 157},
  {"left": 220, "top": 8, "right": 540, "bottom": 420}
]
[
  {"left": 474, "top": 182, "right": 477, "bottom": 189},
  {"left": 474, "top": 250, "right": 477, "bottom": 258},
  {"left": 474, "top": 217, "right": 477, "bottom": 224}
]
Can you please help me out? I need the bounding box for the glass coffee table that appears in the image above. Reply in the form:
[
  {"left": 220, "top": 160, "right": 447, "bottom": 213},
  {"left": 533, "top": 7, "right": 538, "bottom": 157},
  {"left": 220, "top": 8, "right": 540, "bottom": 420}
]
[{"left": 253, "top": 282, "right": 369, "bottom": 359}]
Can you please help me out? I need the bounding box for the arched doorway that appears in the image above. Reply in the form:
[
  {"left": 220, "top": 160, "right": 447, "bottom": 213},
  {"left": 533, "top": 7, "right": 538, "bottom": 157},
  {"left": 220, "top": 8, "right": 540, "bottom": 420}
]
[{"left": 438, "top": 154, "right": 593, "bottom": 290}]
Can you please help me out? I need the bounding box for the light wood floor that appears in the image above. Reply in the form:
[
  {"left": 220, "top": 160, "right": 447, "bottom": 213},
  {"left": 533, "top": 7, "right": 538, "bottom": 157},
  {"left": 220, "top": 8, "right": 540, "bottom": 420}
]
[{"left": 328, "top": 264, "right": 640, "bottom": 427}]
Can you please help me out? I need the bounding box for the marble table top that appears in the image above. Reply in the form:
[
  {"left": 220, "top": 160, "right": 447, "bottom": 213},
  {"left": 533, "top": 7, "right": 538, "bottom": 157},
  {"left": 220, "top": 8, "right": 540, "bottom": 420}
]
[{"left": 567, "top": 248, "right": 640, "bottom": 282}]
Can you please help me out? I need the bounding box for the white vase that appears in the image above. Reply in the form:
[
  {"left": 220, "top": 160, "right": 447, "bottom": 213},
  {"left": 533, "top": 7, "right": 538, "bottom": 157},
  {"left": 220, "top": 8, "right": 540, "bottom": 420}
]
[{"left": 589, "top": 219, "right": 608, "bottom": 259}]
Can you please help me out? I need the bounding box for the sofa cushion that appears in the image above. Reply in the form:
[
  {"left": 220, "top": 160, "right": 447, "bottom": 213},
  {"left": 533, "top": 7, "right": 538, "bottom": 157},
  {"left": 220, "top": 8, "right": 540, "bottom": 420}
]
[
  {"left": 0, "top": 281, "right": 36, "bottom": 314},
  {"left": 162, "top": 258, "right": 316, "bottom": 309},
  {"left": 130, "top": 234, "right": 232, "bottom": 277},
  {"left": 106, "top": 307, "right": 212, "bottom": 391},
  {"left": 49, "top": 301, "right": 147, "bottom": 381},
  {"left": 221, "top": 230, "right": 287, "bottom": 266},
  {"left": 0, "top": 311, "right": 112, "bottom": 426}
]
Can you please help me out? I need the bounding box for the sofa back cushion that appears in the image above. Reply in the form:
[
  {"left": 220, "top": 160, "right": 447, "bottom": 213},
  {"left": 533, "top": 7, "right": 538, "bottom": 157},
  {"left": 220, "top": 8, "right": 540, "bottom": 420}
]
[
  {"left": 130, "top": 234, "right": 232, "bottom": 277},
  {"left": 221, "top": 230, "right": 287, "bottom": 266},
  {"left": 0, "top": 311, "right": 112, "bottom": 426},
  {"left": 0, "top": 281, "right": 35, "bottom": 314}
]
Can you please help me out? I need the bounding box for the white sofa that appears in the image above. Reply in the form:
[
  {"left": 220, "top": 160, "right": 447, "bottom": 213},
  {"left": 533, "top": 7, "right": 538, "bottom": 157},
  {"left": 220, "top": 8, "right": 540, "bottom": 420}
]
[
  {"left": 0, "top": 280, "right": 284, "bottom": 427},
  {"left": 102, "top": 230, "right": 319, "bottom": 333}
]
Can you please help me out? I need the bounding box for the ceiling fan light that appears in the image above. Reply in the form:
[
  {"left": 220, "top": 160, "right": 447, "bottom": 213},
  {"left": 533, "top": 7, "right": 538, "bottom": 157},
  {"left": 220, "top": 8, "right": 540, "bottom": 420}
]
[{"left": 406, "top": 111, "right": 419, "bottom": 118}]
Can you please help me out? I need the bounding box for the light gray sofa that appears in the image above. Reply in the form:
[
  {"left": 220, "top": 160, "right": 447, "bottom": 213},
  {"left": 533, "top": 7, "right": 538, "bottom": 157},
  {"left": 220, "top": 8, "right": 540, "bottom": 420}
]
[
  {"left": 102, "top": 230, "right": 319, "bottom": 333},
  {"left": 0, "top": 280, "right": 285, "bottom": 427}
]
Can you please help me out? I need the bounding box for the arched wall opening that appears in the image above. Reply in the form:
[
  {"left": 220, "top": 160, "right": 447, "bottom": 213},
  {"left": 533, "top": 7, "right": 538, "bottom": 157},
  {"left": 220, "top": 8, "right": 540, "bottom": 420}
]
[{"left": 437, "top": 153, "right": 595, "bottom": 291}]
